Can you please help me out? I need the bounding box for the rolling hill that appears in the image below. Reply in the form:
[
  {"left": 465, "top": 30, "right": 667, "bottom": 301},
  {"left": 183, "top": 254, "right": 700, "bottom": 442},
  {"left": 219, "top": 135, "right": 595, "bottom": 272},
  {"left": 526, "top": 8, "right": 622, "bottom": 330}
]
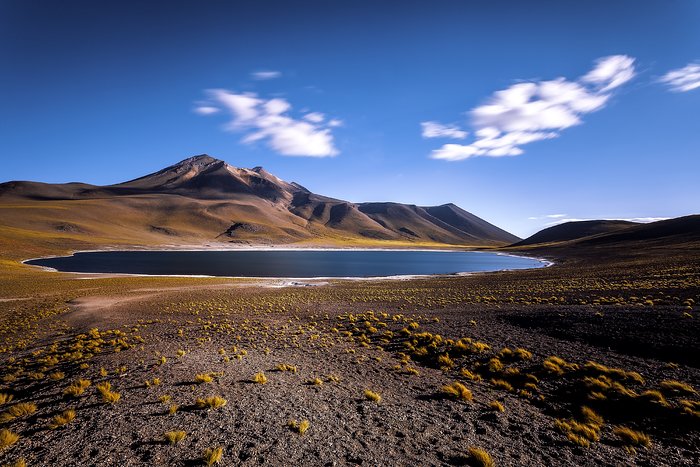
[
  {"left": 0, "top": 154, "right": 519, "bottom": 253},
  {"left": 508, "top": 216, "right": 700, "bottom": 253},
  {"left": 512, "top": 220, "right": 638, "bottom": 247}
]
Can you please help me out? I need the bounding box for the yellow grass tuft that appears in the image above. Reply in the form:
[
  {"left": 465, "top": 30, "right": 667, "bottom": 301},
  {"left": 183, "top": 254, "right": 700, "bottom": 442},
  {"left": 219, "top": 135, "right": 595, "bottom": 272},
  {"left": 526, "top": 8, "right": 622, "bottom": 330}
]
[
  {"left": 613, "top": 426, "right": 651, "bottom": 453},
  {"left": 613, "top": 426, "right": 651, "bottom": 446},
  {"left": 275, "top": 363, "right": 297, "bottom": 373},
  {"left": 288, "top": 419, "right": 310, "bottom": 435},
  {"left": 4, "top": 458, "right": 26, "bottom": 467},
  {"left": 48, "top": 409, "right": 76, "bottom": 429},
  {"left": 63, "top": 379, "right": 91, "bottom": 397},
  {"left": 202, "top": 446, "right": 223, "bottom": 465},
  {"left": 442, "top": 382, "right": 473, "bottom": 402},
  {"left": 659, "top": 380, "right": 696, "bottom": 395},
  {"left": 168, "top": 404, "right": 179, "bottom": 415},
  {"left": 194, "top": 373, "right": 214, "bottom": 384},
  {"left": 96, "top": 382, "right": 121, "bottom": 404},
  {"left": 460, "top": 368, "right": 482, "bottom": 381},
  {"left": 195, "top": 396, "right": 227, "bottom": 410},
  {"left": 0, "top": 403, "right": 37, "bottom": 423},
  {"left": 0, "top": 393, "right": 14, "bottom": 405},
  {"left": 490, "top": 379, "right": 513, "bottom": 392},
  {"left": 164, "top": 430, "right": 186, "bottom": 445},
  {"left": 309, "top": 377, "right": 323, "bottom": 386},
  {"left": 252, "top": 372, "right": 268, "bottom": 384},
  {"left": 489, "top": 400, "right": 505, "bottom": 412},
  {"left": 0, "top": 429, "right": 20, "bottom": 451},
  {"left": 364, "top": 390, "right": 381, "bottom": 403},
  {"left": 466, "top": 446, "right": 494, "bottom": 467}
]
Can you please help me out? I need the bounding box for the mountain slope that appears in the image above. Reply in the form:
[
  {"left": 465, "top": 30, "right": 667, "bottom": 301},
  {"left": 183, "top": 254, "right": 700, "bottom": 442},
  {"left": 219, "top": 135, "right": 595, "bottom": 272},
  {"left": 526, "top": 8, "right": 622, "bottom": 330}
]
[
  {"left": 513, "top": 220, "right": 638, "bottom": 247},
  {"left": 0, "top": 154, "right": 518, "bottom": 249},
  {"left": 507, "top": 217, "right": 700, "bottom": 258}
]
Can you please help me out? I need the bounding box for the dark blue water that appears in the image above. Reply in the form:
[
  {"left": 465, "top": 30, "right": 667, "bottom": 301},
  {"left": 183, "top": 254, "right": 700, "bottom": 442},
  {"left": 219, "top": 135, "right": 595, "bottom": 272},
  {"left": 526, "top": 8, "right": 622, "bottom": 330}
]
[{"left": 25, "top": 250, "right": 545, "bottom": 278}]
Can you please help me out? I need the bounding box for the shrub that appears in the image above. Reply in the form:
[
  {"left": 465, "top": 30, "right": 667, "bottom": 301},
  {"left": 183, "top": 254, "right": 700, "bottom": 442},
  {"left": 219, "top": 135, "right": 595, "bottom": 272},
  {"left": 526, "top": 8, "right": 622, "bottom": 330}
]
[
  {"left": 0, "top": 429, "right": 20, "bottom": 451},
  {"left": 659, "top": 380, "right": 696, "bottom": 395},
  {"left": 489, "top": 401, "right": 505, "bottom": 412},
  {"left": 252, "top": 372, "right": 268, "bottom": 384},
  {"left": 364, "top": 390, "right": 381, "bottom": 403},
  {"left": 164, "top": 430, "right": 186, "bottom": 445},
  {"left": 490, "top": 379, "right": 513, "bottom": 392},
  {"left": 288, "top": 419, "right": 310, "bottom": 435},
  {"left": 63, "top": 379, "right": 91, "bottom": 397},
  {"left": 203, "top": 446, "right": 223, "bottom": 465},
  {"left": 0, "top": 403, "right": 37, "bottom": 423},
  {"left": 466, "top": 447, "right": 494, "bottom": 467},
  {"left": 275, "top": 364, "right": 297, "bottom": 373},
  {"left": 96, "top": 382, "right": 120, "bottom": 404},
  {"left": 49, "top": 409, "right": 76, "bottom": 429},
  {"left": 441, "top": 382, "right": 472, "bottom": 402},
  {"left": 613, "top": 426, "right": 651, "bottom": 453},
  {"left": 195, "top": 396, "right": 227, "bottom": 410},
  {"left": 194, "top": 374, "right": 213, "bottom": 384}
]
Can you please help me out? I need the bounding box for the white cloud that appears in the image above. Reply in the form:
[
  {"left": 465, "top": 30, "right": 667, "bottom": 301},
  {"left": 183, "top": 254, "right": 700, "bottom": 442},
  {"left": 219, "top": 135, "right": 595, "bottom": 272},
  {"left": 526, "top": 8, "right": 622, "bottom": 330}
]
[
  {"left": 303, "top": 112, "right": 325, "bottom": 123},
  {"left": 193, "top": 106, "right": 220, "bottom": 115},
  {"left": 251, "top": 70, "right": 282, "bottom": 80},
  {"left": 528, "top": 213, "right": 568, "bottom": 220},
  {"left": 328, "top": 119, "right": 344, "bottom": 127},
  {"left": 421, "top": 121, "right": 468, "bottom": 139},
  {"left": 196, "top": 89, "right": 339, "bottom": 157},
  {"left": 581, "top": 55, "right": 636, "bottom": 92},
  {"left": 659, "top": 62, "right": 700, "bottom": 92},
  {"left": 428, "top": 55, "right": 636, "bottom": 161}
]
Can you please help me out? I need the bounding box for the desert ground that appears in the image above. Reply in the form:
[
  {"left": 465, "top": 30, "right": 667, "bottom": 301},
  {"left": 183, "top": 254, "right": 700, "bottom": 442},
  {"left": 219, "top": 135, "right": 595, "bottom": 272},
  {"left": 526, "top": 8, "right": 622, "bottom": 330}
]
[{"left": 0, "top": 237, "right": 698, "bottom": 467}]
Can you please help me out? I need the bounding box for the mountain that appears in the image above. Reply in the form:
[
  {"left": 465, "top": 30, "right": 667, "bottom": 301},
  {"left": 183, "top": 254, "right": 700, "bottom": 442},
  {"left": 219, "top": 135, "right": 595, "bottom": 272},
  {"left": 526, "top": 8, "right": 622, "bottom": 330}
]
[
  {"left": 508, "top": 216, "right": 700, "bottom": 252},
  {"left": 512, "top": 220, "right": 638, "bottom": 247},
  {"left": 0, "top": 154, "right": 518, "bottom": 249}
]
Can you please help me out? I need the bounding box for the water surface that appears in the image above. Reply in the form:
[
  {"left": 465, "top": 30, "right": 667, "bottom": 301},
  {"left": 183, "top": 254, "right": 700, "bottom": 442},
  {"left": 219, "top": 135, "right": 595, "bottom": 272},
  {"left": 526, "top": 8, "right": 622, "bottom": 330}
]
[{"left": 26, "top": 250, "right": 545, "bottom": 278}]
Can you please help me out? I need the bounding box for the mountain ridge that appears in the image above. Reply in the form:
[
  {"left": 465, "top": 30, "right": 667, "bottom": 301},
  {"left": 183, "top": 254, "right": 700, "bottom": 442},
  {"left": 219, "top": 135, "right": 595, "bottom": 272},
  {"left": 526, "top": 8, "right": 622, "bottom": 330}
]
[{"left": 0, "top": 154, "right": 519, "bottom": 248}]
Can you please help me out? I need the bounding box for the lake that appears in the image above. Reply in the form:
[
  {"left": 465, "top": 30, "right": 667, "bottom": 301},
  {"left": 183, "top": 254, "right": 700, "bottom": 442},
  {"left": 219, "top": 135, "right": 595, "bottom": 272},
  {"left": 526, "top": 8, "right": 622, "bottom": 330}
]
[{"left": 25, "top": 249, "right": 546, "bottom": 278}]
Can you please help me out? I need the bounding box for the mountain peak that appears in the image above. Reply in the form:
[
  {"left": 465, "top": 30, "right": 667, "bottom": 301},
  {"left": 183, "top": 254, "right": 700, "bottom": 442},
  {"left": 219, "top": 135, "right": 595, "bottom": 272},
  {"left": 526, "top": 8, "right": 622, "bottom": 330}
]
[{"left": 177, "top": 154, "right": 221, "bottom": 167}]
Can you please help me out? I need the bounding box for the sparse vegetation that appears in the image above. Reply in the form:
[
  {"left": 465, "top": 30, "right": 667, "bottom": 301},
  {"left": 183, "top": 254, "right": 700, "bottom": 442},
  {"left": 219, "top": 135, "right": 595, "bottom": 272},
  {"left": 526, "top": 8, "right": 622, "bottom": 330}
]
[
  {"left": 0, "top": 402, "right": 37, "bottom": 422},
  {"left": 252, "top": 372, "right": 268, "bottom": 384},
  {"left": 202, "top": 446, "right": 224, "bottom": 465},
  {"left": 195, "top": 396, "right": 227, "bottom": 410},
  {"left": 364, "top": 390, "right": 381, "bottom": 403},
  {"left": 164, "top": 430, "right": 186, "bottom": 445},
  {"left": 47, "top": 409, "right": 75, "bottom": 429},
  {"left": 442, "top": 382, "right": 473, "bottom": 401},
  {"left": 0, "top": 429, "right": 20, "bottom": 451},
  {"left": 466, "top": 446, "right": 494, "bottom": 467},
  {"left": 288, "top": 419, "right": 310, "bottom": 435}
]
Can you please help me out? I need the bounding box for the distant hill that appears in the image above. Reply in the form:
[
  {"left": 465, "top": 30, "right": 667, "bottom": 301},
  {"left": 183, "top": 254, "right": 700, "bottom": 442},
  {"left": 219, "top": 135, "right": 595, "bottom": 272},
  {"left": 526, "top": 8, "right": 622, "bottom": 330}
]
[
  {"left": 513, "top": 220, "right": 638, "bottom": 246},
  {"left": 0, "top": 154, "right": 518, "bottom": 249},
  {"left": 509, "top": 216, "right": 700, "bottom": 252}
]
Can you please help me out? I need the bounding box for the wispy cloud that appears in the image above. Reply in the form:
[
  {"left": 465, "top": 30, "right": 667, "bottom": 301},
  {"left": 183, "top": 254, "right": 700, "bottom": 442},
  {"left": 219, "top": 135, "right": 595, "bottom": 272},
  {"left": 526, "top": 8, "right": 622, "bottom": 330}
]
[
  {"left": 659, "top": 62, "right": 700, "bottom": 92},
  {"left": 528, "top": 214, "right": 567, "bottom": 220},
  {"left": 429, "top": 55, "right": 636, "bottom": 161},
  {"left": 251, "top": 70, "right": 282, "bottom": 80},
  {"left": 192, "top": 106, "right": 220, "bottom": 115},
  {"left": 420, "top": 121, "right": 468, "bottom": 139},
  {"left": 195, "top": 90, "right": 339, "bottom": 157}
]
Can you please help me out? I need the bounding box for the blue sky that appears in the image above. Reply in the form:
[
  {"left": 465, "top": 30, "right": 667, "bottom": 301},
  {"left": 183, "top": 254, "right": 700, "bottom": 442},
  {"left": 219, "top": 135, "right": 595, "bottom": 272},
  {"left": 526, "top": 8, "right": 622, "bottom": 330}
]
[{"left": 1, "top": 0, "right": 699, "bottom": 237}]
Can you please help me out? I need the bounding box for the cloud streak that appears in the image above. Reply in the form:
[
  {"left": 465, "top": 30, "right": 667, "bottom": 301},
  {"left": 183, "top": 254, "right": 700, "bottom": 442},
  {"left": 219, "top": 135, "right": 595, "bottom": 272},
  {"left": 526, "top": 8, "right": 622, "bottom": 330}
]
[
  {"left": 251, "top": 70, "right": 282, "bottom": 80},
  {"left": 429, "top": 55, "right": 636, "bottom": 161},
  {"left": 659, "top": 62, "right": 700, "bottom": 92},
  {"left": 420, "top": 121, "right": 468, "bottom": 139},
  {"left": 195, "top": 90, "right": 339, "bottom": 157}
]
